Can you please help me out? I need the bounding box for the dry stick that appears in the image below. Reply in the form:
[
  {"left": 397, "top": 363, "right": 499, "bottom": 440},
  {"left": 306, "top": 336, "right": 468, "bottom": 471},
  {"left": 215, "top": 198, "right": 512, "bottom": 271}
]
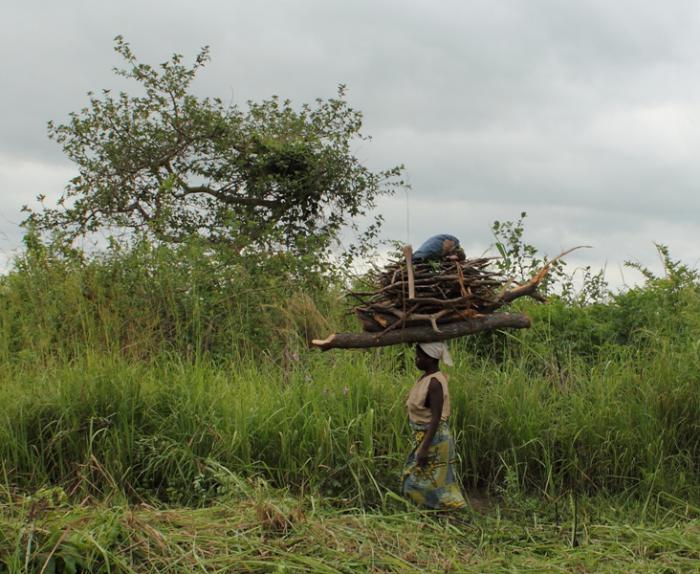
[
  {"left": 407, "top": 295, "right": 477, "bottom": 306},
  {"left": 403, "top": 245, "right": 416, "bottom": 301},
  {"left": 405, "top": 309, "right": 450, "bottom": 333},
  {"left": 501, "top": 245, "right": 590, "bottom": 303},
  {"left": 360, "top": 307, "right": 455, "bottom": 334},
  {"left": 455, "top": 259, "right": 468, "bottom": 298},
  {"left": 377, "top": 304, "right": 419, "bottom": 336}
]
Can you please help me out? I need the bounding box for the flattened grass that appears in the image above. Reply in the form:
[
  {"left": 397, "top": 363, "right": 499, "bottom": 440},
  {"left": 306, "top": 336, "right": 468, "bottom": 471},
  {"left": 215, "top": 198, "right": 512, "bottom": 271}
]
[{"left": 1, "top": 483, "right": 698, "bottom": 573}]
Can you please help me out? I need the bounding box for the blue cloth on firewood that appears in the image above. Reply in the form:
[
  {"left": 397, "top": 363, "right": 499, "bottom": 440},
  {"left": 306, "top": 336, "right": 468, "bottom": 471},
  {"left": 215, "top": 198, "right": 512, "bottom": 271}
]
[{"left": 413, "top": 234, "right": 460, "bottom": 260}]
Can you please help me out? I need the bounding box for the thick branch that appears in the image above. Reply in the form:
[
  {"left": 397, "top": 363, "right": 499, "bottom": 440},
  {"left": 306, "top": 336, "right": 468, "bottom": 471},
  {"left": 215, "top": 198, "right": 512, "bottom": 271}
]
[
  {"left": 182, "top": 185, "right": 279, "bottom": 209},
  {"left": 311, "top": 312, "right": 531, "bottom": 350}
]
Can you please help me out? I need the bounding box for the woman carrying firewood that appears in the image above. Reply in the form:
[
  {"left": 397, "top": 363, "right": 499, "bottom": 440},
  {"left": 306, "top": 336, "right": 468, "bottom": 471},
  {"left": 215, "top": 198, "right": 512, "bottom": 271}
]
[{"left": 402, "top": 342, "right": 467, "bottom": 510}]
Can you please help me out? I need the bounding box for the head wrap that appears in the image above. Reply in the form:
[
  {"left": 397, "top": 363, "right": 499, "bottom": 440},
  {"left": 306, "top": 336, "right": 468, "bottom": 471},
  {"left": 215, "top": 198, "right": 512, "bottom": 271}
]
[{"left": 418, "top": 342, "right": 454, "bottom": 367}]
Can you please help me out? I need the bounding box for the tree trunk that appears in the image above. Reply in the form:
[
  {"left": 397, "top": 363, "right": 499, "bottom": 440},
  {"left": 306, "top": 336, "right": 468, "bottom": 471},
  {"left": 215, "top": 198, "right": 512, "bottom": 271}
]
[{"left": 311, "top": 312, "right": 531, "bottom": 351}]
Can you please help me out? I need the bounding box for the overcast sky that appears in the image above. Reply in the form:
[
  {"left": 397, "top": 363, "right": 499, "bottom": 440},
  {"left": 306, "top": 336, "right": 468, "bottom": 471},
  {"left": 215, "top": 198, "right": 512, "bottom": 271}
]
[{"left": 2, "top": 0, "right": 700, "bottom": 288}]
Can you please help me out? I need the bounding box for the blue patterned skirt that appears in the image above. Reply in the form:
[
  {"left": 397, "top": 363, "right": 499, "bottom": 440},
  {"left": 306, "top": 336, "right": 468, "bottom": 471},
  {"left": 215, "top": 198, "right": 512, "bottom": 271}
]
[{"left": 401, "top": 420, "right": 467, "bottom": 510}]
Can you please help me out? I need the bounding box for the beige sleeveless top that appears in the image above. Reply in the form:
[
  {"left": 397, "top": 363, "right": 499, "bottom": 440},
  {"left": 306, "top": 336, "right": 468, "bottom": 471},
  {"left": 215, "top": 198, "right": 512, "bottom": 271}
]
[{"left": 406, "top": 371, "right": 451, "bottom": 424}]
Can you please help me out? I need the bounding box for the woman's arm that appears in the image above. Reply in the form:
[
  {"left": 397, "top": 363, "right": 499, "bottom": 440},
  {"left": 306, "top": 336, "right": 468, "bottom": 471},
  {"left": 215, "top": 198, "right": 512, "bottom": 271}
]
[{"left": 416, "top": 378, "right": 443, "bottom": 467}]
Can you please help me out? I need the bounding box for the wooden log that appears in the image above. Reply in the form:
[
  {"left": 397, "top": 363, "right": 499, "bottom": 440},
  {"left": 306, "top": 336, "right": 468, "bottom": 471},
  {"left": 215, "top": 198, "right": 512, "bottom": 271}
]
[{"left": 311, "top": 312, "right": 531, "bottom": 350}]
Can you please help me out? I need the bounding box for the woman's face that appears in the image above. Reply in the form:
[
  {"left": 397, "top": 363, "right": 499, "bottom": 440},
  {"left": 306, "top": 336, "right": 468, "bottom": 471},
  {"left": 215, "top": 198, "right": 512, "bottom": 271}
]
[{"left": 414, "top": 345, "right": 433, "bottom": 371}]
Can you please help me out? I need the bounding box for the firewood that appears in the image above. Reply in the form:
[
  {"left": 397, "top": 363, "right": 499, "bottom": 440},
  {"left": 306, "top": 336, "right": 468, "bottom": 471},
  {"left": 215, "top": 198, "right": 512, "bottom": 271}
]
[{"left": 312, "top": 246, "right": 587, "bottom": 349}]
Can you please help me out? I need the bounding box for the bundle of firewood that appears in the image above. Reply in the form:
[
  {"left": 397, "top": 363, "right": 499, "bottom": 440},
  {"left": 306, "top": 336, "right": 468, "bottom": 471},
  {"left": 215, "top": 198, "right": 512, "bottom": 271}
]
[
  {"left": 311, "top": 245, "right": 582, "bottom": 351},
  {"left": 348, "top": 252, "right": 509, "bottom": 335}
]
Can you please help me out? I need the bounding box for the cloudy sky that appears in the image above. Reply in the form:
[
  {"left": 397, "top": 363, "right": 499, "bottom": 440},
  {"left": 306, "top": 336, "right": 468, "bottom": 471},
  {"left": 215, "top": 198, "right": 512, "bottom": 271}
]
[{"left": 2, "top": 0, "right": 700, "bottom": 288}]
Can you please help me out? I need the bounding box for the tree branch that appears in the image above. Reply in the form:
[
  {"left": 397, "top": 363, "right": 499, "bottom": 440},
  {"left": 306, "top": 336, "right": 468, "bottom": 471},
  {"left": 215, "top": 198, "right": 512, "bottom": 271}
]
[
  {"left": 181, "top": 185, "right": 280, "bottom": 209},
  {"left": 501, "top": 246, "right": 590, "bottom": 303}
]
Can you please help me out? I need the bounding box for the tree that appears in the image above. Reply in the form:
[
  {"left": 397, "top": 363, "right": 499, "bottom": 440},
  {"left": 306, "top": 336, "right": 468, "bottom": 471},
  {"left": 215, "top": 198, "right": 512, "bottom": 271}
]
[{"left": 25, "top": 36, "right": 403, "bottom": 259}]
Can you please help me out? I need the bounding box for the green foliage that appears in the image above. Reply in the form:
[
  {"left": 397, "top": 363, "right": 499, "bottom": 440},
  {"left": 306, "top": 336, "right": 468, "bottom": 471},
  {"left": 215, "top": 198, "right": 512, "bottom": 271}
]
[
  {"left": 4, "top": 202, "right": 700, "bottom": 515},
  {"left": 492, "top": 212, "right": 608, "bottom": 304},
  {"left": 0, "top": 343, "right": 699, "bottom": 507},
  {"left": 0, "top": 233, "right": 343, "bottom": 363},
  {"left": 614, "top": 243, "right": 700, "bottom": 344},
  {"left": 464, "top": 250, "right": 700, "bottom": 366},
  {"left": 24, "top": 36, "right": 403, "bottom": 264},
  {"left": 492, "top": 212, "right": 546, "bottom": 283},
  {"left": 2, "top": 229, "right": 700, "bottom": 508},
  {"left": 473, "top": 213, "right": 700, "bottom": 365}
]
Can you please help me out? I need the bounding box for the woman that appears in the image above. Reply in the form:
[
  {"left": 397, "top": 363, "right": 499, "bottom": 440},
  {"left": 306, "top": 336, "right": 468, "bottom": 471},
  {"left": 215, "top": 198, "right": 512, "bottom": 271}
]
[{"left": 402, "top": 342, "right": 467, "bottom": 510}]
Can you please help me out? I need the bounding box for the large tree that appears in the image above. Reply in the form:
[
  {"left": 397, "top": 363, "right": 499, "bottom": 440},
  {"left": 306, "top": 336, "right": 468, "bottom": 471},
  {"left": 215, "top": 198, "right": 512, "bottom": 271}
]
[{"left": 25, "top": 37, "right": 403, "bottom": 257}]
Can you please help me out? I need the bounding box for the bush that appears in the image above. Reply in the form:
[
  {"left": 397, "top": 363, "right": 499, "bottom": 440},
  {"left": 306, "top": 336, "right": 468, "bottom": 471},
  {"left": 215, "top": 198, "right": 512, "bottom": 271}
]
[{"left": 0, "top": 234, "right": 344, "bottom": 363}]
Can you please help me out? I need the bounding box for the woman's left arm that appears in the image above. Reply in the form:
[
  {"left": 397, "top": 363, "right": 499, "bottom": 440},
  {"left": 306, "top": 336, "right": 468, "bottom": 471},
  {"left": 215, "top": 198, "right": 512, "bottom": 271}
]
[{"left": 416, "top": 378, "right": 443, "bottom": 467}]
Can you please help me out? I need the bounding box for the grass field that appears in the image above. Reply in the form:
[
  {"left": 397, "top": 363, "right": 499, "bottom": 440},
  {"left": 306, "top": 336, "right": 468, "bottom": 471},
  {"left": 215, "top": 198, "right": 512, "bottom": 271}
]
[
  {"left": 1, "top": 347, "right": 699, "bottom": 504},
  {"left": 1, "top": 240, "right": 699, "bottom": 571},
  {"left": 1, "top": 349, "right": 698, "bottom": 572},
  {"left": 2, "top": 482, "right": 699, "bottom": 573}
]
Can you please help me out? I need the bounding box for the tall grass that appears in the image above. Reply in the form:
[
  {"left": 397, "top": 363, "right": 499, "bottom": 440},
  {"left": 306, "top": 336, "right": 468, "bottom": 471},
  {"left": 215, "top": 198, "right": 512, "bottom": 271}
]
[
  {"left": 0, "top": 239, "right": 699, "bottom": 505},
  {"left": 0, "top": 238, "right": 340, "bottom": 363},
  {"left": 1, "top": 345, "right": 698, "bottom": 505}
]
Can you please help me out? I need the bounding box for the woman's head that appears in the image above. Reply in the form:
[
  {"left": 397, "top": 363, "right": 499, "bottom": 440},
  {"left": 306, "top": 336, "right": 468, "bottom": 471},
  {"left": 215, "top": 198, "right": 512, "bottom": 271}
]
[
  {"left": 415, "top": 344, "right": 437, "bottom": 371},
  {"left": 415, "top": 342, "right": 453, "bottom": 371}
]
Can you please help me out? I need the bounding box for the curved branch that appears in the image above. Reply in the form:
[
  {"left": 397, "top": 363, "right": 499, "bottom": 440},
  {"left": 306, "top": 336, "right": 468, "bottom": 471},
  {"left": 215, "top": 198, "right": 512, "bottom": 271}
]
[
  {"left": 181, "top": 185, "right": 279, "bottom": 209},
  {"left": 501, "top": 246, "right": 591, "bottom": 303}
]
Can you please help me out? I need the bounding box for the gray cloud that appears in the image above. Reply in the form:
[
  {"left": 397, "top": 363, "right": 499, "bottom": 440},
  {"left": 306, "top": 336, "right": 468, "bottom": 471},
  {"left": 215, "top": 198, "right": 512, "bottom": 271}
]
[{"left": 2, "top": 0, "right": 699, "bottom": 284}]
